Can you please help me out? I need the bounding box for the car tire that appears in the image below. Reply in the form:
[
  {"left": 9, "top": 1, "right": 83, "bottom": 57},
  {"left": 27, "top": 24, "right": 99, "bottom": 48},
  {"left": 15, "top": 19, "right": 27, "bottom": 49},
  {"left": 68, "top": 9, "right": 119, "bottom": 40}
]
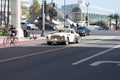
[
  {"left": 27, "top": 26, "right": 31, "bottom": 30},
  {"left": 64, "top": 38, "right": 69, "bottom": 45},
  {"left": 88, "top": 32, "right": 91, "bottom": 35},
  {"left": 76, "top": 37, "right": 81, "bottom": 43},
  {"left": 84, "top": 33, "right": 87, "bottom": 36},
  {"left": 47, "top": 42, "right": 52, "bottom": 45}
]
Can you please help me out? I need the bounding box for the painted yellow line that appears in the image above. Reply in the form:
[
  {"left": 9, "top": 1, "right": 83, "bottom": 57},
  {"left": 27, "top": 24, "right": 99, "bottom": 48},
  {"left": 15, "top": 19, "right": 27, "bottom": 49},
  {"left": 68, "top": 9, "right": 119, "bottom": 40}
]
[
  {"left": 0, "top": 40, "right": 101, "bottom": 64},
  {"left": 0, "top": 47, "right": 67, "bottom": 63}
]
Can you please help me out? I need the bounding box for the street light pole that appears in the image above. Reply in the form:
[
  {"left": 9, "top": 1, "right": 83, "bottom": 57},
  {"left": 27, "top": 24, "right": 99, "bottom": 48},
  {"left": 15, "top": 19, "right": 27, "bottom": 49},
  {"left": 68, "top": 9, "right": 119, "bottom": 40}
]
[
  {"left": 64, "top": 0, "right": 66, "bottom": 28},
  {"left": 51, "top": 0, "right": 53, "bottom": 3},
  {"left": 86, "top": 2, "right": 89, "bottom": 26},
  {"left": 1, "top": 0, "right": 2, "bottom": 26},
  {"left": 41, "top": 0, "right": 45, "bottom": 36},
  {"left": 7, "top": 0, "right": 9, "bottom": 27}
]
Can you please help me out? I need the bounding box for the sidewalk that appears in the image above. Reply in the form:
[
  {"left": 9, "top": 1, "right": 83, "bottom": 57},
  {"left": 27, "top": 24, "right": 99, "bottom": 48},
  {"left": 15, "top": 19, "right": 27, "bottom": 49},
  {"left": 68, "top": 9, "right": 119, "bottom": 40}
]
[
  {"left": 82, "top": 35, "right": 120, "bottom": 40},
  {"left": 0, "top": 36, "right": 46, "bottom": 46}
]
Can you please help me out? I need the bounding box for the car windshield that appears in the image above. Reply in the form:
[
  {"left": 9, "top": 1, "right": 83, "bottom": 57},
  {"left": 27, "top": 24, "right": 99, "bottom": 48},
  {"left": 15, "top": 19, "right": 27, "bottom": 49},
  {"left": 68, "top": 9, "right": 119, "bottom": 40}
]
[
  {"left": 57, "top": 29, "right": 71, "bottom": 33},
  {"left": 77, "top": 27, "right": 86, "bottom": 30}
]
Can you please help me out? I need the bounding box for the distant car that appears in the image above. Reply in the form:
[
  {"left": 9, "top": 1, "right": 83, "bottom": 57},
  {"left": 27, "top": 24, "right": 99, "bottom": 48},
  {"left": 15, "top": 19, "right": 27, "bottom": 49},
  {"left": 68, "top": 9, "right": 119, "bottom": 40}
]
[
  {"left": 75, "top": 26, "right": 90, "bottom": 36},
  {"left": 46, "top": 28, "right": 81, "bottom": 45},
  {"left": 21, "top": 22, "right": 36, "bottom": 30},
  {"left": 45, "top": 24, "right": 57, "bottom": 31},
  {"left": 38, "top": 24, "right": 57, "bottom": 31}
]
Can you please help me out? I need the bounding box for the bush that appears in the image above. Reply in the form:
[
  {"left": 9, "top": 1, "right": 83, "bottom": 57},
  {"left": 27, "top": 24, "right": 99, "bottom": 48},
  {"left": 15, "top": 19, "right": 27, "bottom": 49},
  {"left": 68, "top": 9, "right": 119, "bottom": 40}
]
[
  {"left": 94, "top": 21, "right": 108, "bottom": 29},
  {"left": 0, "top": 28, "right": 8, "bottom": 36}
]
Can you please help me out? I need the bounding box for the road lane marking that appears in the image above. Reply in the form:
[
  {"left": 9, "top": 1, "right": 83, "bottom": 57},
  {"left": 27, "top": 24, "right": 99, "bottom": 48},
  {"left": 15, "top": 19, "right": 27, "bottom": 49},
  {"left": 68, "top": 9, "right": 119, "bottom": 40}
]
[
  {"left": 0, "top": 40, "right": 101, "bottom": 64},
  {"left": 68, "top": 40, "right": 101, "bottom": 47},
  {"left": 90, "top": 61, "right": 120, "bottom": 66},
  {"left": 72, "top": 45, "right": 120, "bottom": 66},
  {"left": 0, "top": 47, "right": 67, "bottom": 63}
]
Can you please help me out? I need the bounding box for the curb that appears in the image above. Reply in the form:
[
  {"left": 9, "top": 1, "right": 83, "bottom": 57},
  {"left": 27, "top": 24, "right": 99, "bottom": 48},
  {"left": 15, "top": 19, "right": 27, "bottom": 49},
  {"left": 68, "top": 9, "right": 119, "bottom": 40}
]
[{"left": 0, "top": 37, "right": 46, "bottom": 47}]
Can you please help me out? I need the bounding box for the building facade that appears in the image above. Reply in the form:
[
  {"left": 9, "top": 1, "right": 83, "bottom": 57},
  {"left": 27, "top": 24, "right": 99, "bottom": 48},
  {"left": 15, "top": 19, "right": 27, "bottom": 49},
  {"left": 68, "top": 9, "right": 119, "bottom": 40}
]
[
  {"left": 0, "top": 0, "right": 30, "bottom": 25},
  {"left": 61, "top": 0, "right": 115, "bottom": 26}
]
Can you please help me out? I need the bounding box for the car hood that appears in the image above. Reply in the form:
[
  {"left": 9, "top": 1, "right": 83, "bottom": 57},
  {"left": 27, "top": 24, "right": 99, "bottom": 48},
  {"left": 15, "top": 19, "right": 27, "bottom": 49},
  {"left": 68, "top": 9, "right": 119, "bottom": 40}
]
[{"left": 51, "top": 32, "right": 70, "bottom": 36}]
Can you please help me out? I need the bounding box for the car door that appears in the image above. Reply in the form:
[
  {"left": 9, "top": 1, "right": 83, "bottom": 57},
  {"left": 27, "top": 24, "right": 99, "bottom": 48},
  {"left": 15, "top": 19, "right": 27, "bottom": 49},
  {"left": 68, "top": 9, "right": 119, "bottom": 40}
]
[{"left": 69, "top": 30, "right": 76, "bottom": 42}]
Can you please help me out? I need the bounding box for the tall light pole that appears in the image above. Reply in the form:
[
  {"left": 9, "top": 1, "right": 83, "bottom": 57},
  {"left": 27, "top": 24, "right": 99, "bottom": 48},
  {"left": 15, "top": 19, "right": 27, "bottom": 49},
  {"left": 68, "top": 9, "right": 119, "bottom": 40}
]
[
  {"left": 64, "top": 0, "right": 66, "bottom": 28},
  {"left": 86, "top": 2, "right": 90, "bottom": 26},
  {"left": 41, "top": 0, "right": 45, "bottom": 36},
  {"left": 1, "top": 0, "right": 2, "bottom": 26},
  {"left": 7, "top": 0, "right": 9, "bottom": 27},
  {"left": 51, "top": 0, "right": 53, "bottom": 3}
]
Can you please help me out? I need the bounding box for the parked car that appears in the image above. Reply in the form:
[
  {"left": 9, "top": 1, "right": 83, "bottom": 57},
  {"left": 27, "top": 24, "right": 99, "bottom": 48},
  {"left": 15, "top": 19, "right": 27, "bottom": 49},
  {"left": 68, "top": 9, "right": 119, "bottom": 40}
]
[
  {"left": 46, "top": 28, "right": 81, "bottom": 45},
  {"left": 38, "top": 23, "right": 57, "bottom": 31},
  {"left": 75, "top": 26, "right": 90, "bottom": 36},
  {"left": 45, "top": 24, "right": 57, "bottom": 31},
  {"left": 21, "top": 21, "right": 37, "bottom": 30}
]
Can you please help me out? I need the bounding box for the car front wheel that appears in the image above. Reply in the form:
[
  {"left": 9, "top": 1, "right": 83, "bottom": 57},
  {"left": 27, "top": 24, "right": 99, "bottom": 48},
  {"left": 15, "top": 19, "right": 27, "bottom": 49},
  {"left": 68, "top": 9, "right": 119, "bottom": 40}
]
[
  {"left": 76, "top": 37, "right": 81, "bottom": 43},
  {"left": 64, "top": 38, "right": 69, "bottom": 45},
  {"left": 47, "top": 42, "right": 52, "bottom": 45}
]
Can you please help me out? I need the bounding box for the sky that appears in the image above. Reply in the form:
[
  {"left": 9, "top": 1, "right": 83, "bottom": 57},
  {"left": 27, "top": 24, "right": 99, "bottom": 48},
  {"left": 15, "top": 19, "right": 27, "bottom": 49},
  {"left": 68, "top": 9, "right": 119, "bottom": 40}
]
[{"left": 31, "top": 0, "right": 120, "bottom": 13}]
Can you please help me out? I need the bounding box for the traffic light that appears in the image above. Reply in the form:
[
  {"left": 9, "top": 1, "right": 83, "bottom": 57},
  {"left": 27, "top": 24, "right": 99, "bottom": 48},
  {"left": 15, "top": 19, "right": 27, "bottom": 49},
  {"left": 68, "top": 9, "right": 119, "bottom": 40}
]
[
  {"left": 44, "top": 0, "right": 47, "bottom": 13},
  {"left": 53, "top": 3, "right": 55, "bottom": 7}
]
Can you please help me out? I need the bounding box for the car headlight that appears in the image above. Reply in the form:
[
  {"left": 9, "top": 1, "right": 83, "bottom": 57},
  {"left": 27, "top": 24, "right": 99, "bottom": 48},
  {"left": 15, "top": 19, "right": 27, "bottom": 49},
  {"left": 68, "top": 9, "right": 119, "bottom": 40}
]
[
  {"left": 46, "top": 36, "right": 49, "bottom": 39},
  {"left": 81, "top": 31, "right": 85, "bottom": 33}
]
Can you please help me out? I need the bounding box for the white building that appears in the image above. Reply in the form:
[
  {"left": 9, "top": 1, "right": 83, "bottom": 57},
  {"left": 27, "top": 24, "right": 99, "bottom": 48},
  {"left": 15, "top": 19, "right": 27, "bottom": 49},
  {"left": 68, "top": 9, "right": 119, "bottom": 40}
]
[{"left": 61, "top": 0, "right": 115, "bottom": 26}]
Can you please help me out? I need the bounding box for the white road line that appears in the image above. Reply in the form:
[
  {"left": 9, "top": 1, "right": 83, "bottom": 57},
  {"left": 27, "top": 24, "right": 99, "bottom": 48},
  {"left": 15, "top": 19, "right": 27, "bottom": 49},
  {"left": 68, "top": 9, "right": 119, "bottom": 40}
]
[
  {"left": 72, "top": 45, "right": 120, "bottom": 66},
  {"left": 90, "top": 61, "right": 120, "bottom": 66}
]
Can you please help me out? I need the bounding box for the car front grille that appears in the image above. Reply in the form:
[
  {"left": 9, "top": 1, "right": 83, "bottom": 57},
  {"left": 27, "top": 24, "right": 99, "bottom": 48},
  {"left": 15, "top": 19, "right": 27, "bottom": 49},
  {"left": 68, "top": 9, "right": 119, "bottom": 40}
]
[{"left": 51, "top": 36, "right": 61, "bottom": 39}]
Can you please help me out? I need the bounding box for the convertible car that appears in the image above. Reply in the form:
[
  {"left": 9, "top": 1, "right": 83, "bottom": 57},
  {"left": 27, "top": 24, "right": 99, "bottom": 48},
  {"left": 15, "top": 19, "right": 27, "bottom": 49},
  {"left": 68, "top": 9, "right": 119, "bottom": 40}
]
[{"left": 46, "top": 28, "right": 81, "bottom": 45}]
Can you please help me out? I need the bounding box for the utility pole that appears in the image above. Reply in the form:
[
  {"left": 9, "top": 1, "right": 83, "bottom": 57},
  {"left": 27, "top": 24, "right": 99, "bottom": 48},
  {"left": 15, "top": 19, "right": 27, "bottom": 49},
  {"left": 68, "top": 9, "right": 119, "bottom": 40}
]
[
  {"left": 64, "top": 0, "right": 66, "bottom": 28},
  {"left": 41, "top": 0, "right": 45, "bottom": 36},
  {"left": 4, "top": 0, "right": 7, "bottom": 28},
  {"left": 51, "top": 0, "right": 53, "bottom": 3},
  {"left": 1, "top": 0, "right": 2, "bottom": 26},
  {"left": 86, "top": 2, "right": 90, "bottom": 26},
  {"left": 7, "top": 0, "right": 9, "bottom": 27}
]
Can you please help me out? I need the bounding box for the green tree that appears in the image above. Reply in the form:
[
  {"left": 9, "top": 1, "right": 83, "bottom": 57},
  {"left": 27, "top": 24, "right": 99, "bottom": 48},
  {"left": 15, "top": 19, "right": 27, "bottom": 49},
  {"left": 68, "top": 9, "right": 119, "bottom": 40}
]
[
  {"left": 114, "top": 14, "right": 119, "bottom": 30},
  {"left": 21, "top": 5, "right": 28, "bottom": 17},
  {"left": 48, "top": 8, "right": 57, "bottom": 23},
  {"left": 108, "top": 14, "right": 114, "bottom": 28},
  {"left": 108, "top": 14, "right": 120, "bottom": 30},
  {"left": 29, "top": 0, "right": 40, "bottom": 18},
  {"left": 95, "top": 21, "right": 108, "bottom": 29}
]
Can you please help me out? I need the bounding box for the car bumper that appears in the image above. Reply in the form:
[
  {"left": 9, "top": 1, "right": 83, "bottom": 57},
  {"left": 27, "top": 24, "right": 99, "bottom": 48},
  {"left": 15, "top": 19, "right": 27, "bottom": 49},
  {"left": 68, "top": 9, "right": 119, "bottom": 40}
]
[{"left": 47, "top": 39, "right": 66, "bottom": 43}]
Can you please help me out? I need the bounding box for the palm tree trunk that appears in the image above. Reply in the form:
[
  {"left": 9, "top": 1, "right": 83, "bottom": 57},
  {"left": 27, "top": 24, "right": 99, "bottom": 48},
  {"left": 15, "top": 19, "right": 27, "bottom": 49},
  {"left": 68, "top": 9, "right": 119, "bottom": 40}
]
[
  {"left": 7, "top": 0, "right": 9, "bottom": 28},
  {"left": 4, "top": 0, "right": 7, "bottom": 28},
  {"left": 0, "top": 0, "right": 2, "bottom": 27},
  {"left": 116, "top": 19, "right": 118, "bottom": 30}
]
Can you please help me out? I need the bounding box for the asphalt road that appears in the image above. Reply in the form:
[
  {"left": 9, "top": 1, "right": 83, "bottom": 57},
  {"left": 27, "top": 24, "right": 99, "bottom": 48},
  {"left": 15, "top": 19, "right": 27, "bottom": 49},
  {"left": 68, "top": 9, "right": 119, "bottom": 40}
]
[{"left": 0, "top": 39, "right": 120, "bottom": 80}]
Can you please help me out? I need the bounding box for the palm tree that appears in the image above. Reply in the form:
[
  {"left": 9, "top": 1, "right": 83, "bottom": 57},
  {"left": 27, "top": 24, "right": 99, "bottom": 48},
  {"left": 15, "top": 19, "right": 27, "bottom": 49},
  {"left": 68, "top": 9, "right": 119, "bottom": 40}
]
[
  {"left": 48, "top": 8, "right": 57, "bottom": 23},
  {"left": 0, "top": 0, "right": 2, "bottom": 26},
  {"left": 7, "top": 0, "right": 9, "bottom": 28},
  {"left": 108, "top": 14, "right": 114, "bottom": 30},
  {"left": 4, "top": 0, "right": 7, "bottom": 28},
  {"left": 114, "top": 14, "right": 119, "bottom": 30},
  {"left": 108, "top": 14, "right": 120, "bottom": 30}
]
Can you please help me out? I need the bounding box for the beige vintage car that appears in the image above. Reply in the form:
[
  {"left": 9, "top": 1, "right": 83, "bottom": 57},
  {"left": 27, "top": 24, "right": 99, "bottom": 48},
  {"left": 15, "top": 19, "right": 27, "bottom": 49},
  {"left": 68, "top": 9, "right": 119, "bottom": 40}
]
[{"left": 46, "top": 28, "right": 81, "bottom": 45}]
